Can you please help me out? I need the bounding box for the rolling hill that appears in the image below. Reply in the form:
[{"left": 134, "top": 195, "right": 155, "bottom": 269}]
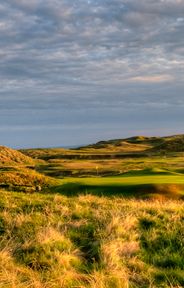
[
  {"left": 147, "top": 134, "right": 184, "bottom": 153},
  {"left": 76, "top": 134, "right": 184, "bottom": 154},
  {"left": 0, "top": 145, "right": 35, "bottom": 165}
]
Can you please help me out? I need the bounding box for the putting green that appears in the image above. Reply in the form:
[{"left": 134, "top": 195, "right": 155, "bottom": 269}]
[{"left": 62, "top": 170, "right": 184, "bottom": 187}]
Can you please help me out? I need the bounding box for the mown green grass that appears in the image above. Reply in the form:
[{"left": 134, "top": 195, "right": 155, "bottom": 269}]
[
  {"left": 63, "top": 172, "right": 184, "bottom": 186},
  {"left": 54, "top": 169, "right": 184, "bottom": 199},
  {"left": 0, "top": 189, "right": 184, "bottom": 287}
]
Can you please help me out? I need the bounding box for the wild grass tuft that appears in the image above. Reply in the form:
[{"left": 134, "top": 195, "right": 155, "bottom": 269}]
[{"left": 0, "top": 190, "right": 184, "bottom": 287}]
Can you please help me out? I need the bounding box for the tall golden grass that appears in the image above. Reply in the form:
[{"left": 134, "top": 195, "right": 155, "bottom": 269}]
[{"left": 0, "top": 191, "right": 184, "bottom": 287}]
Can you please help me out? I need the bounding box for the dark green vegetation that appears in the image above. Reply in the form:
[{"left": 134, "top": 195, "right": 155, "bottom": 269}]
[{"left": 1, "top": 134, "right": 184, "bottom": 287}]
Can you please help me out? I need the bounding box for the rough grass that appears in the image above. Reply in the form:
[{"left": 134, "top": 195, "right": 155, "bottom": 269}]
[
  {"left": 0, "top": 167, "right": 59, "bottom": 192},
  {"left": 147, "top": 135, "right": 184, "bottom": 153},
  {"left": 0, "top": 190, "right": 184, "bottom": 287},
  {"left": 0, "top": 146, "right": 35, "bottom": 166}
]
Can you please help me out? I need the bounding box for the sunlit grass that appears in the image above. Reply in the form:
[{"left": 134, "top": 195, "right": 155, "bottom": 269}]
[
  {"left": 0, "top": 167, "right": 59, "bottom": 192},
  {"left": 63, "top": 173, "right": 184, "bottom": 186},
  {"left": 53, "top": 169, "right": 184, "bottom": 200},
  {"left": 35, "top": 154, "right": 184, "bottom": 178},
  {"left": 1, "top": 135, "right": 184, "bottom": 286},
  {"left": 0, "top": 190, "right": 184, "bottom": 287}
]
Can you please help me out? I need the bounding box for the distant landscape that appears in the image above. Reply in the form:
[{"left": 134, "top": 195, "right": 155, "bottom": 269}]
[{"left": 1, "top": 134, "right": 184, "bottom": 287}]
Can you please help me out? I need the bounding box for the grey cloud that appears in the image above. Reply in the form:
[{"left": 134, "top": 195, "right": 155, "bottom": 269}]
[{"left": 1, "top": 0, "right": 184, "bottom": 147}]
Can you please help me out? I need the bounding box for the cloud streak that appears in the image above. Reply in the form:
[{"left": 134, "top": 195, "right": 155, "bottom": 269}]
[{"left": 130, "top": 75, "right": 174, "bottom": 83}]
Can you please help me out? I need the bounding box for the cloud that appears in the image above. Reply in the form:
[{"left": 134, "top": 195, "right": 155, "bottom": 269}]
[
  {"left": 129, "top": 75, "right": 174, "bottom": 83},
  {"left": 0, "top": 0, "right": 184, "bottom": 147}
]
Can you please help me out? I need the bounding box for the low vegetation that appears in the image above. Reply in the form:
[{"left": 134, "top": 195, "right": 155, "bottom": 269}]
[
  {"left": 0, "top": 134, "right": 184, "bottom": 287},
  {"left": 0, "top": 167, "right": 59, "bottom": 193},
  {"left": 0, "top": 190, "right": 184, "bottom": 287},
  {"left": 19, "top": 134, "right": 184, "bottom": 178},
  {"left": 0, "top": 146, "right": 35, "bottom": 166}
]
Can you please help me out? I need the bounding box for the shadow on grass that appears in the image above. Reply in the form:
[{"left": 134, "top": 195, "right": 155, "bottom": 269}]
[
  {"left": 5, "top": 180, "right": 184, "bottom": 201},
  {"left": 53, "top": 182, "right": 184, "bottom": 199}
]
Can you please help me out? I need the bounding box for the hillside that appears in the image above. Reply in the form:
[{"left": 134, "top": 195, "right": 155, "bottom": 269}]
[
  {"left": 20, "top": 135, "right": 184, "bottom": 161},
  {"left": 75, "top": 134, "right": 184, "bottom": 155},
  {"left": 147, "top": 134, "right": 184, "bottom": 153},
  {"left": 0, "top": 167, "right": 58, "bottom": 192},
  {"left": 0, "top": 145, "right": 35, "bottom": 165},
  {"left": 74, "top": 135, "right": 166, "bottom": 152},
  {"left": 75, "top": 136, "right": 156, "bottom": 151},
  {"left": 17, "top": 134, "right": 184, "bottom": 178},
  {"left": 0, "top": 146, "right": 58, "bottom": 192},
  {"left": 19, "top": 148, "right": 70, "bottom": 160},
  {"left": 19, "top": 136, "right": 163, "bottom": 161}
]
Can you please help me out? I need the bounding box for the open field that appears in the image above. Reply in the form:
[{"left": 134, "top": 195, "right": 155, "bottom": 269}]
[
  {"left": 19, "top": 134, "right": 184, "bottom": 178},
  {"left": 33, "top": 154, "right": 184, "bottom": 178},
  {"left": 1, "top": 134, "right": 184, "bottom": 286}
]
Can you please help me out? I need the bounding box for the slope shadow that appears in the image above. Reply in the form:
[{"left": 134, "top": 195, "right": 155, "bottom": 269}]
[{"left": 54, "top": 182, "right": 184, "bottom": 200}]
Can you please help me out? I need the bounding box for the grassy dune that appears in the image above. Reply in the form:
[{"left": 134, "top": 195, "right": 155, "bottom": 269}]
[
  {"left": 0, "top": 146, "right": 35, "bottom": 166},
  {"left": 0, "top": 167, "right": 59, "bottom": 193}
]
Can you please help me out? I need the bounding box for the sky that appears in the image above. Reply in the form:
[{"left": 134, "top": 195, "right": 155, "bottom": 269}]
[{"left": 1, "top": 0, "right": 184, "bottom": 149}]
